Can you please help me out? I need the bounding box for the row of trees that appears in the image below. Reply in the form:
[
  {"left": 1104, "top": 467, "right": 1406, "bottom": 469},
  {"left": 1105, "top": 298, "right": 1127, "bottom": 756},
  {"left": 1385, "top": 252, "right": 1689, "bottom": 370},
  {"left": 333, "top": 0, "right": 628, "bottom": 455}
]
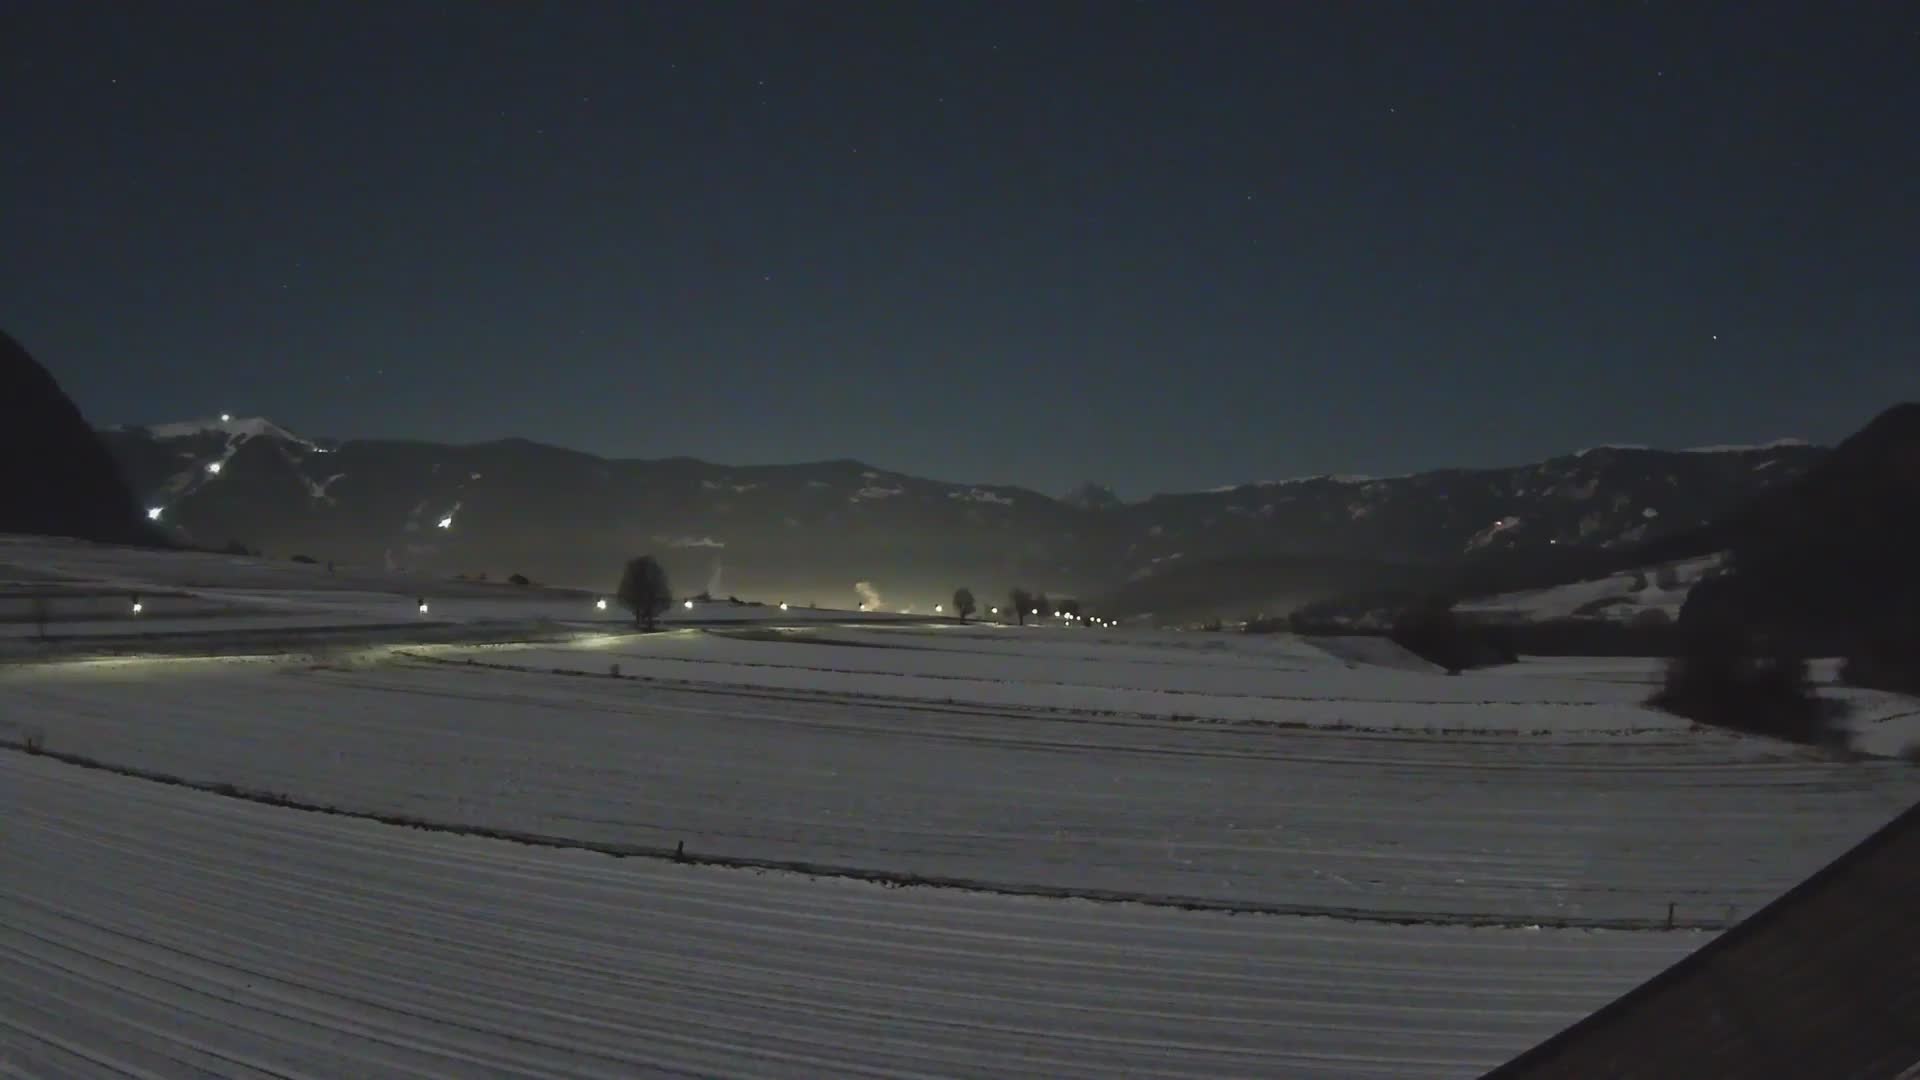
[
  {"left": 616, "top": 559, "right": 997, "bottom": 630},
  {"left": 615, "top": 558, "right": 1096, "bottom": 633},
  {"left": 1647, "top": 575, "right": 1844, "bottom": 746},
  {"left": 1004, "top": 589, "right": 1083, "bottom": 625}
]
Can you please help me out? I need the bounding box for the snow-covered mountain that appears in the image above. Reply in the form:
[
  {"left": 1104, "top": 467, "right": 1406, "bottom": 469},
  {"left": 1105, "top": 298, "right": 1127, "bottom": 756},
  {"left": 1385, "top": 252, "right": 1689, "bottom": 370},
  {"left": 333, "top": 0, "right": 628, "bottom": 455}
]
[{"left": 98, "top": 418, "right": 1824, "bottom": 607}]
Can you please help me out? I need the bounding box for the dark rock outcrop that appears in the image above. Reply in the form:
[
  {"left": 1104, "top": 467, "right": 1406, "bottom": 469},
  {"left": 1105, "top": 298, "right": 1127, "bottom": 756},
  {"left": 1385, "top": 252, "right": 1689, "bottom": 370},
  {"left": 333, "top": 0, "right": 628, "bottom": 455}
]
[
  {"left": 0, "top": 330, "right": 151, "bottom": 545},
  {"left": 1674, "top": 402, "right": 1920, "bottom": 674}
]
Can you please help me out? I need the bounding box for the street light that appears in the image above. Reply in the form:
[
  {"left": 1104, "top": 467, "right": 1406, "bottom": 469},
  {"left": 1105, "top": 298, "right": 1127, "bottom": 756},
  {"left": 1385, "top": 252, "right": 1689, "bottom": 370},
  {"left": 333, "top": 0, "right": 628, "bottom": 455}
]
[
  {"left": 780, "top": 602, "right": 790, "bottom": 611},
  {"left": 595, "top": 598, "right": 608, "bottom": 611},
  {"left": 205, "top": 461, "right": 223, "bottom": 475},
  {"left": 934, "top": 604, "right": 944, "bottom": 613},
  {"left": 147, "top": 507, "right": 163, "bottom": 521},
  {"left": 684, "top": 599, "right": 695, "bottom": 610}
]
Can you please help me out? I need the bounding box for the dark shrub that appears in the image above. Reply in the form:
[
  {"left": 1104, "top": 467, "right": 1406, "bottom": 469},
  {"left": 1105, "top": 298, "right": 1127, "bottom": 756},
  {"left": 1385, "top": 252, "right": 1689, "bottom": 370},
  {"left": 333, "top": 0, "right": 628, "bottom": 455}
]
[
  {"left": 1390, "top": 597, "right": 1516, "bottom": 674},
  {"left": 1651, "top": 621, "right": 1842, "bottom": 746}
]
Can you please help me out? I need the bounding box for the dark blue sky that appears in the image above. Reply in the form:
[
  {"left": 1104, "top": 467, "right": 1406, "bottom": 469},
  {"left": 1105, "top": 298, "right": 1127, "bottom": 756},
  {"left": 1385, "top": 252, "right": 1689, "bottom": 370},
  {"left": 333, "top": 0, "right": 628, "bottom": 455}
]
[{"left": 4, "top": 2, "right": 1916, "bottom": 496}]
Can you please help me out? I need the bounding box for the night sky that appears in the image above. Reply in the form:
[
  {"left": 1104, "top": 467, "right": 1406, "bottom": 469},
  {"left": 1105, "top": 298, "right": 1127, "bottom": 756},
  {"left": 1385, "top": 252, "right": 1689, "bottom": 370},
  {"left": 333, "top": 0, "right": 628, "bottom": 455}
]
[{"left": 4, "top": 2, "right": 1916, "bottom": 497}]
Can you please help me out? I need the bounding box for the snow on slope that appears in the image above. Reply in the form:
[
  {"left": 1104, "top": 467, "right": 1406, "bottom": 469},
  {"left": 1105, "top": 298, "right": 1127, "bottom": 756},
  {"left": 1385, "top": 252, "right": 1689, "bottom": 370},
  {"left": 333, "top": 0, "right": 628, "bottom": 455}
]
[
  {"left": 1459, "top": 555, "right": 1724, "bottom": 623},
  {"left": 143, "top": 415, "right": 317, "bottom": 447},
  {"left": 1682, "top": 437, "right": 1810, "bottom": 453},
  {"left": 1, "top": 752, "right": 1706, "bottom": 1079}
]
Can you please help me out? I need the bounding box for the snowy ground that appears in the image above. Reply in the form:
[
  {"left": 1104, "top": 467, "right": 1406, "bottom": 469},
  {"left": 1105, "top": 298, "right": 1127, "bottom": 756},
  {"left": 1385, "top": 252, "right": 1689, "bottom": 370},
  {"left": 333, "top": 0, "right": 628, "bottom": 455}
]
[
  {"left": 458, "top": 625, "right": 1685, "bottom": 734},
  {"left": 4, "top": 536, "right": 1918, "bottom": 1076},
  {"left": 2, "top": 752, "right": 1704, "bottom": 1079},
  {"left": 8, "top": 644, "right": 1914, "bottom": 926}
]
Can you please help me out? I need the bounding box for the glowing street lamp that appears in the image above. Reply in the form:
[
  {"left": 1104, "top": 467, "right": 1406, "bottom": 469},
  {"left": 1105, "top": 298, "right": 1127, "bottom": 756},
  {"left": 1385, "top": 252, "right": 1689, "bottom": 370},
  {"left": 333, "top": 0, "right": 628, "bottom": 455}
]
[
  {"left": 130, "top": 598, "right": 143, "bottom": 614},
  {"left": 417, "top": 599, "right": 430, "bottom": 614},
  {"left": 990, "top": 606, "right": 999, "bottom": 615},
  {"left": 779, "top": 602, "right": 790, "bottom": 611},
  {"left": 595, "top": 598, "right": 608, "bottom": 611},
  {"left": 147, "top": 507, "right": 163, "bottom": 521},
  {"left": 934, "top": 604, "right": 944, "bottom": 613},
  {"left": 205, "top": 461, "right": 223, "bottom": 475},
  {"left": 436, "top": 516, "right": 454, "bottom": 529},
  {"left": 684, "top": 599, "right": 695, "bottom": 610},
  {"left": 220, "top": 413, "right": 232, "bottom": 422}
]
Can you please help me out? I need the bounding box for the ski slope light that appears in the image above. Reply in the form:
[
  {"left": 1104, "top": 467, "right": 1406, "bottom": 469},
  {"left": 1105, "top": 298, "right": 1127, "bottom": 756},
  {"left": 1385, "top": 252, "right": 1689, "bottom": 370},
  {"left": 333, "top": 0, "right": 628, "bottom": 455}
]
[
  {"left": 205, "top": 461, "right": 222, "bottom": 475},
  {"left": 146, "top": 507, "right": 163, "bottom": 521}
]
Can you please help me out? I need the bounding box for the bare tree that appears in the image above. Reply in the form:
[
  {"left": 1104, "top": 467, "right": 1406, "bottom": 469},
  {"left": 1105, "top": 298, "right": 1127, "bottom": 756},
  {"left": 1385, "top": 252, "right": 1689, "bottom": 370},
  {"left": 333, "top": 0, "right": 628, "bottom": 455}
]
[
  {"left": 1008, "top": 588, "right": 1034, "bottom": 626},
  {"left": 952, "top": 587, "right": 977, "bottom": 622},
  {"left": 618, "top": 556, "right": 673, "bottom": 631}
]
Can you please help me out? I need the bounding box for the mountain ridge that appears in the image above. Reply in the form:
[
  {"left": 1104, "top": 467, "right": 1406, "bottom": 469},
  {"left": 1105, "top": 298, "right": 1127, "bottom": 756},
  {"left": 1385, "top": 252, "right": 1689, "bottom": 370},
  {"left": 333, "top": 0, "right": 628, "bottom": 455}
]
[
  {"left": 121, "top": 414, "right": 1819, "bottom": 506},
  {"left": 97, "top": 413, "right": 1829, "bottom": 616}
]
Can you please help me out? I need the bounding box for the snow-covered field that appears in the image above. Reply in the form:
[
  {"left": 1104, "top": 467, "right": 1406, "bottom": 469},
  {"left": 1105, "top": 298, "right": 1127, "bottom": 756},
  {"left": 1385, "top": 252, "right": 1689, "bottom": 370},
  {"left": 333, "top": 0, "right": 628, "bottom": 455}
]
[
  {"left": 3, "top": 751, "right": 1702, "bottom": 1078},
  {"left": 460, "top": 625, "right": 1685, "bottom": 734},
  {"left": 0, "top": 534, "right": 918, "bottom": 649},
  {"left": 4, "top": 536, "right": 1918, "bottom": 1076}
]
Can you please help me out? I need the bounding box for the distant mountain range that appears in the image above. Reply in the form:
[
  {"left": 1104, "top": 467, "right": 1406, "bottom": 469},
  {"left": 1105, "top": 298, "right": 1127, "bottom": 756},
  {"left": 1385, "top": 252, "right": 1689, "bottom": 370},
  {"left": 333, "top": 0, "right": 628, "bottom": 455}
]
[{"left": 96, "top": 416, "right": 1825, "bottom": 615}]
